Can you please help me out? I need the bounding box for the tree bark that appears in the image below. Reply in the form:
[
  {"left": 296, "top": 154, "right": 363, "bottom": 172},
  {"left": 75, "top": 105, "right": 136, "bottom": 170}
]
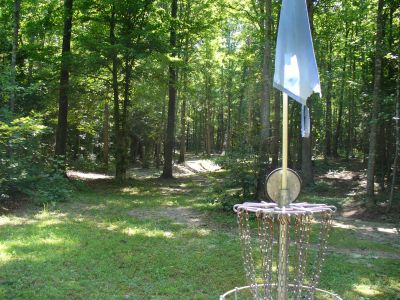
[
  {"left": 161, "top": 0, "right": 178, "bottom": 179},
  {"left": 256, "top": 0, "right": 272, "bottom": 200},
  {"left": 333, "top": 25, "right": 349, "bottom": 158},
  {"left": 55, "top": 0, "right": 73, "bottom": 165},
  {"left": 109, "top": 6, "right": 125, "bottom": 181},
  {"left": 301, "top": 0, "right": 315, "bottom": 186},
  {"left": 301, "top": 99, "right": 314, "bottom": 185},
  {"left": 178, "top": 72, "right": 187, "bottom": 163},
  {"left": 325, "top": 41, "right": 333, "bottom": 158},
  {"left": 271, "top": 90, "right": 280, "bottom": 169},
  {"left": 388, "top": 64, "right": 400, "bottom": 212},
  {"left": 102, "top": 101, "right": 110, "bottom": 166},
  {"left": 9, "top": 0, "right": 20, "bottom": 112},
  {"left": 366, "top": 0, "right": 385, "bottom": 203}
]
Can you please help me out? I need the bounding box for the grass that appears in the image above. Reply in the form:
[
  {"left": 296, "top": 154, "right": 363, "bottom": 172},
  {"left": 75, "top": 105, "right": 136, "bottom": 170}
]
[{"left": 0, "top": 172, "right": 399, "bottom": 299}]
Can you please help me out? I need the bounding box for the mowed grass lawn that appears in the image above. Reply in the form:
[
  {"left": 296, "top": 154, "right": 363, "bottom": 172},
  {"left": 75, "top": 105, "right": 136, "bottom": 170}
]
[{"left": 0, "top": 172, "right": 399, "bottom": 299}]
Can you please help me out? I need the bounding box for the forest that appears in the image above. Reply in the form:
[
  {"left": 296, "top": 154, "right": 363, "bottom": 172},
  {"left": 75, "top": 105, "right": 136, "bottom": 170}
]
[{"left": 0, "top": 0, "right": 399, "bottom": 299}]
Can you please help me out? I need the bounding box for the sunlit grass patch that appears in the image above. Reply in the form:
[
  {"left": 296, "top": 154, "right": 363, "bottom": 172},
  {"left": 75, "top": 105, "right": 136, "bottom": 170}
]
[{"left": 354, "top": 284, "right": 382, "bottom": 297}]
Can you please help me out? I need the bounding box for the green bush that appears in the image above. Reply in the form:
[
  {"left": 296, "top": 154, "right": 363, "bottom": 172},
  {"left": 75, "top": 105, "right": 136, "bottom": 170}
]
[
  {"left": 213, "top": 144, "right": 258, "bottom": 211},
  {"left": 0, "top": 113, "right": 73, "bottom": 205}
]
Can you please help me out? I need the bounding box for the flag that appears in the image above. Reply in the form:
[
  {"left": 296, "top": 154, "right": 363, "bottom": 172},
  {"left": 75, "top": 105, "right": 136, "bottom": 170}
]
[{"left": 273, "top": 0, "right": 321, "bottom": 137}]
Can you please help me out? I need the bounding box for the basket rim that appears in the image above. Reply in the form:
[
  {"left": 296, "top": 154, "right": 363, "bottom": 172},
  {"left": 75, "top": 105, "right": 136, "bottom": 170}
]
[{"left": 220, "top": 283, "right": 343, "bottom": 300}]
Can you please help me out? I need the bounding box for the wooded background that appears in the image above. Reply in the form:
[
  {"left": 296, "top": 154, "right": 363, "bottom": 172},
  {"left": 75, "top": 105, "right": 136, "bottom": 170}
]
[{"left": 0, "top": 0, "right": 399, "bottom": 209}]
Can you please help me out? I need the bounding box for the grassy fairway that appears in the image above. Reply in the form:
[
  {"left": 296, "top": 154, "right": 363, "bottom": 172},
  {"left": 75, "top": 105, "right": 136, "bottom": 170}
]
[{"left": 0, "top": 173, "right": 399, "bottom": 299}]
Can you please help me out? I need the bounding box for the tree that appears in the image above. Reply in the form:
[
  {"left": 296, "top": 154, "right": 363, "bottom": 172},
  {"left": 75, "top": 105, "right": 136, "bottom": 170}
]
[
  {"left": 301, "top": 0, "right": 316, "bottom": 186},
  {"left": 366, "top": 0, "right": 385, "bottom": 204},
  {"left": 9, "top": 0, "right": 20, "bottom": 112},
  {"left": 256, "top": 0, "right": 273, "bottom": 200},
  {"left": 161, "top": 0, "right": 178, "bottom": 179},
  {"left": 55, "top": 0, "right": 73, "bottom": 164}
]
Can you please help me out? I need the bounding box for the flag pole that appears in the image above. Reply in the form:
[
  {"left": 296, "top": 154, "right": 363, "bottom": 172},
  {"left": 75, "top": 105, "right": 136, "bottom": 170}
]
[
  {"left": 281, "top": 92, "right": 289, "bottom": 197},
  {"left": 277, "top": 92, "right": 289, "bottom": 300}
]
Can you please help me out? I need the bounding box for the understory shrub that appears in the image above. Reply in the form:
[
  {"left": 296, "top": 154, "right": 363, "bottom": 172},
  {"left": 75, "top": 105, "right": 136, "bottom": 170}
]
[
  {"left": 0, "top": 113, "right": 73, "bottom": 205},
  {"left": 213, "top": 144, "right": 258, "bottom": 211}
]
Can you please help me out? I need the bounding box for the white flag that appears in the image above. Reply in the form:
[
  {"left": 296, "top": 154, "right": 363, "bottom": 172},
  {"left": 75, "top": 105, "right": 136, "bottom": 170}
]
[{"left": 273, "top": 0, "right": 321, "bottom": 137}]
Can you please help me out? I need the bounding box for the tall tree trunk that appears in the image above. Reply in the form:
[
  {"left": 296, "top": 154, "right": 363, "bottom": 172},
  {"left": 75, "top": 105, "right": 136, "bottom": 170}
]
[
  {"left": 178, "top": 35, "right": 189, "bottom": 164},
  {"left": 271, "top": 90, "right": 280, "bottom": 169},
  {"left": 301, "top": 99, "right": 314, "bottom": 185},
  {"left": 325, "top": 41, "right": 333, "bottom": 158},
  {"left": 116, "top": 58, "right": 132, "bottom": 179},
  {"left": 102, "top": 101, "right": 110, "bottom": 166},
  {"left": 333, "top": 25, "right": 349, "bottom": 158},
  {"left": 301, "top": 0, "right": 315, "bottom": 186},
  {"left": 256, "top": 0, "right": 272, "bottom": 200},
  {"left": 109, "top": 6, "right": 124, "bottom": 181},
  {"left": 346, "top": 52, "right": 356, "bottom": 160},
  {"left": 9, "top": 0, "right": 20, "bottom": 112},
  {"left": 55, "top": 0, "right": 73, "bottom": 166},
  {"left": 222, "top": 71, "right": 232, "bottom": 153},
  {"left": 388, "top": 65, "right": 400, "bottom": 212},
  {"left": 178, "top": 71, "right": 187, "bottom": 163},
  {"left": 205, "top": 75, "right": 212, "bottom": 156},
  {"left": 367, "top": 0, "right": 385, "bottom": 204},
  {"left": 161, "top": 0, "right": 178, "bottom": 179}
]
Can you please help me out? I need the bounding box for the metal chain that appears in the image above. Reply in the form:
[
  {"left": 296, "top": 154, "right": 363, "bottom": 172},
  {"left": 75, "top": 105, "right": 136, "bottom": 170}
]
[
  {"left": 238, "top": 210, "right": 259, "bottom": 299},
  {"left": 237, "top": 206, "right": 333, "bottom": 300},
  {"left": 257, "top": 212, "right": 274, "bottom": 299},
  {"left": 307, "top": 211, "right": 333, "bottom": 300},
  {"left": 293, "top": 214, "right": 312, "bottom": 299}
]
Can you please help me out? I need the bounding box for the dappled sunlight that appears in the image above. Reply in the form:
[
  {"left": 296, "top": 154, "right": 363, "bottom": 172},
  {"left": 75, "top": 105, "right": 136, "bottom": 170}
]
[
  {"left": 0, "top": 215, "right": 37, "bottom": 226},
  {"left": 181, "top": 228, "right": 211, "bottom": 237},
  {"left": 323, "top": 170, "right": 358, "bottom": 180},
  {"left": 120, "top": 187, "right": 142, "bottom": 195},
  {"left": 34, "top": 210, "right": 68, "bottom": 220},
  {"left": 67, "top": 170, "right": 113, "bottom": 180},
  {"left": 353, "top": 284, "right": 382, "bottom": 297},
  {"left": 123, "top": 227, "right": 175, "bottom": 239},
  {"left": 332, "top": 220, "right": 399, "bottom": 235}
]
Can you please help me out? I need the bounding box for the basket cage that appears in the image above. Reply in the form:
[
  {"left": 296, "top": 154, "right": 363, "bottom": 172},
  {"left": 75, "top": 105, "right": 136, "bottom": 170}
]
[{"left": 219, "top": 202, "right": 342, "bottom": 300}]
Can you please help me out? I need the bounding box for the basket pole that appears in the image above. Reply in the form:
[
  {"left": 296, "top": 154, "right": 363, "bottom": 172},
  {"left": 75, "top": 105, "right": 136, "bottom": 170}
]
[{"left": 277, "top": 92, "right": 289, "bottom": 300}]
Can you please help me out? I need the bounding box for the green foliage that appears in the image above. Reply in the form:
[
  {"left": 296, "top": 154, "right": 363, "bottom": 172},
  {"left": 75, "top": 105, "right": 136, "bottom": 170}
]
[
  {"left": 213, "top": 144, "right": 257, "bottom": 210},
  {"left": 0, "top": 113, "right": 73, "bottom": 204}
]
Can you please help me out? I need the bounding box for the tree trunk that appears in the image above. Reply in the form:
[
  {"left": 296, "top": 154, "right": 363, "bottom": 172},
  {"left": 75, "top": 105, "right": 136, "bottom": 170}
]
[
  {"left": 346, "top": 52, "right": 356, "bottom": 159},
  {"left": 9, "top": 0, "right": 20, "bottom": 112},
  {"left": 256, "top": 0, "right": 272, "bottom": 200},
  {"left": 301, "top": 0, "right": 315, "bottom": 186},
  {"left": 388, "top": 66, "right": 400, "bottom": 212},
  {"left": 325, "top": 41, "right": 333, "bottom": 158},
  {"left": 178, "top": 36, "right": 189, "bottom": 164},
  {"left": 55, "top": 0, "right": 73, "bottom": 166},
  {"left": 161, "top": 0, "right": 178, "bottom": 179},
  {"left": 366, "top": 0, "right": 385, "bottom": 204},
  {"left": 332, "top": 25, "right": 349, "bottom": 158},
  {"left": 222, "top": 72, "right": 232, "bottom": 153},
  {"left": 301, "top": 98, "right": 314, "bottom": 185},
  {"left": 102, "top": 101, "right": 110, "bottom": 166},
  {"left": 109, "top": 6, "right": 125, "bottom": 181},
  {"left": 178, "top": 76, "right": 187, "bottom": 163},
  {"left": 271, "top": 90, "right": 280, "bottom": 169}
]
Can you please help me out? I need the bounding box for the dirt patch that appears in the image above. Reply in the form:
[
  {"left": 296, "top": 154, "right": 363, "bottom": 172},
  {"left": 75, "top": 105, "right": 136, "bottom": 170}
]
[
  {"left": 326, "top": 245, "right": 400, "bottom": 260},
  {"left": 67, "top": 170, "right": 113, "bottom": 180},
  {"left": 333, "top": 216, "right": 400, "bottom": 248},
  {"left": 128, "top": 206, "right": 209, "bottom": 228}
]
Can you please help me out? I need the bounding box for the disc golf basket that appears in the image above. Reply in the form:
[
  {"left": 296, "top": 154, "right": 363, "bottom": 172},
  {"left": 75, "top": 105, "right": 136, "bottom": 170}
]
[{"left": 219, "top": 201, "right": 343, "bottom": 300}]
